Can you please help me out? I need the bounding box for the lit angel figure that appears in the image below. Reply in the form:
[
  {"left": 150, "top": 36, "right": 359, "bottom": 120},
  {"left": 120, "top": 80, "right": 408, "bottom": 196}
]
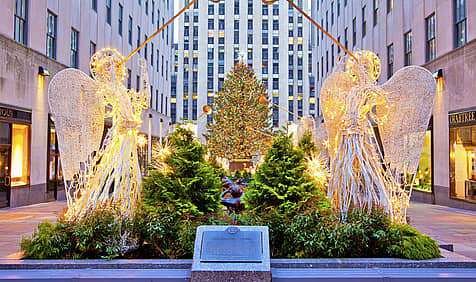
[
  {"left": 48, "top": 49, "right": 150, "bottom": 220},
  {"left": 320, "top": 51, "right": 436, "bottom": 223}
]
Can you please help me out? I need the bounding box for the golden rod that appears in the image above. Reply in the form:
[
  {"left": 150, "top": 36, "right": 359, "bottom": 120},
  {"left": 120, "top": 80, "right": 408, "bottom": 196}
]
[
  {"left": 270, "top": 102, "right": 302, "bottom": 120},
  {"left": 247, "top": 127, "right": 274, "bottom": 138},
  {"left": 193, "top": 111, "right": 207, "bottom": 124},
  {"left": 286, "top": 0, "right": 358, "bottom": 62},
  {"left": 120, "top": 0, "right": 198, "bottom": 65}
]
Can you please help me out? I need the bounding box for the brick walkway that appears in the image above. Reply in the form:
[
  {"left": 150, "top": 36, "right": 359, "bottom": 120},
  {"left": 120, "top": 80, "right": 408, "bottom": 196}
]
[
  {"left": 0, "top": 201, "right": 475, "bottom": 260},
  {"left": 0, "top": 201, "right": 66, "bottom": 259},
  {"left": 407, "top": 202, "right": 476, "bottom": 260}
]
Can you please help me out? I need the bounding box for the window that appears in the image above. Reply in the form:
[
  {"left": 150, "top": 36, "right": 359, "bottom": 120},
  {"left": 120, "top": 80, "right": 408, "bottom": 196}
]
[
  {"left": 92, "top": 0, "right": 97, "bottom": 11},
  {"left": 234, "top": 0, "right": 239, "bottom": 15},
  {"left": 331, "top": 45, "right": 334, "bottom": 68},
  {"left": 362, "top": 6, "right": 366, "bottom": 37},
  {"left": 219, "top": 3, "right": 225, "bottom": 15},
  {"left": 70, "top": 29, "right": 79, "bottom": 68},
  {"left": 387, "top": 0, "right": 393, "bottom": 13},
  {"left": 127, "top": 69, "right": 131, "bottom": 89},
  {"left": 404, "top": 31, "right": 412, "bottom": 66},
  {"left": 118, "top": 4, "right": 123, "bottom": 36},
  {"left": 387, "top": 44, "right": 394, "bottom": 78},
  {"left": 46, "top": 11, "right": 57, "bottom": 59},
  {"left": 151, "top": 43, "right": 154, "bottom": 66},
  {"left": 263, "top": 21, "right": 268, "bottom": 30},
  {"left": 273, "top": 78, "right": 279, "bottom": 89},
  {"left": 208, "top": 19, "right": 214, "bottom": 29},
  {"left": 144, "top": 35, "right": 148, "bottom": 60},
  {"left": 273, "top": 36, "right": 279, "bottom": 45},
  {"left": 331, "top": 2, "right": 334, "bottom": 25},
  {"left": 273, "top": 20, "right": 279, "bottom": 30},
  {"left": 137, "top": 26, "right": 141, "bottom": 51},
  {"left": 89, "top": 41, "right": 96, "bottom": 59},
  {"left": 248, "top": 0, "right": 253, "bottom": 14},
  {"left": 10, "top": 124, "right": 30, "bottom": 187},
  {"left": 273, "top": 4, "right": 279, "bottom": 15},
  {"left": 352, "top": 18, "right": 356, "bottom": 46},
  {"left": 262, "top": 4, "right": 268, "bottom": 15},
  {"left": 326, "top": 11, "right": 328, "bottom": 31},
  {"left": 455, "top": 0, "right": 467, "bottom": 47},
  {"left": 449, "top": 112, "right": 476, "bottom": 201},
  {"left": 337, "top": 0, "right": 340, "bottom": 17},
  {"left": 14, "top": 0, "right": 28, "bottom": 45},
  {"left": 273, "top": 63, "right": 279, "bottom": 74},
  {"left": 248, "top": 19, "right": 253, "bottom": 30},
  {"left": 208, "top": 4, "right": 214, "bottom": 15},
  {"left": 288, "top": 100, "right": 294, "bottom": 121},
  {"left": 426, "top": 14, "right": 436, "bottom": 62},
  {"left": 344, "top": 27, "right": 348, "bottom": 49},
  {"left": 106, "top": 0, "right": 111, "bottom": 25},
  {"left": 374, "top": 0, "right": 378, "bottom": 26},
  {"left": 128, "top": 16, "right": 133, "bottom": 44},
  {"left": 219, "top": 19, "right": 224, "bottom": 30},
  {"left": 263, "top": 32, "right": 268, "bottom": 44},
  {"left": 234, "top": 31, "right": 240, "bottom": 44}
]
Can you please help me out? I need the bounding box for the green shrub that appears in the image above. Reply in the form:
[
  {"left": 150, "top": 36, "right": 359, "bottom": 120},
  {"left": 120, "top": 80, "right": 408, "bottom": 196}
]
[
  {"left": 244, "top": 133, "right": 329, "bottom": 218},
  {"left": 132, "top": 204, "right": 199, "bottom": 259},
  {"left": 387, "top": 223, "right": 441, "bottom": 260},
  {"left": 142, "top": 127, "right": 221, "bottom": 217},
  {"left": 297, "top": 130, "right": 319, "bottom": 158},
  {"left": 21, "top": 209, "right": 132, "bottom": 259}
]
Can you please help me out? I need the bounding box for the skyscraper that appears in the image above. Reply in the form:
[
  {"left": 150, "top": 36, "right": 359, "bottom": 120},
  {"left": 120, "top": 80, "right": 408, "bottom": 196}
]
[{"left": 172, "top": 0, "right": 313, "bottom": 140}]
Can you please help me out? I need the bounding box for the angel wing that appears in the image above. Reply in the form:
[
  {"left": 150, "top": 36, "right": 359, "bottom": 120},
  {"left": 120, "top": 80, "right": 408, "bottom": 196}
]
[
  {"left": 319, "top": 71, "right": 358, "bottom": 160},
  {"left": 376, "top": 66, "right": 437, "bottom": 174},
  {"left": 48, "top": 68, "right": 104, "bottom": 181}
]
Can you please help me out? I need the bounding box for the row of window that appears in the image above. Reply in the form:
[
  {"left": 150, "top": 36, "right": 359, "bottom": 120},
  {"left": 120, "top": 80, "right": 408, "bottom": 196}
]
[{"left": 317, "top": 1, "right": 467, "bottom": 81}]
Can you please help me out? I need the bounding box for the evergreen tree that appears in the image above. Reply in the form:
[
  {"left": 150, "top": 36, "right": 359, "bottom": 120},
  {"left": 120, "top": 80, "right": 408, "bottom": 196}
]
[
  {"left": 206, "top": 62, "right": 271, "bottom": 160},
  {"left": 142, "top": 127, "right": 221, "bottom": 216},
  {"left": 245, "top": 133, "right": 329, "bottom": 217},
  {"left": 297, "top": 131, "right": 319, "bottom": 158}
]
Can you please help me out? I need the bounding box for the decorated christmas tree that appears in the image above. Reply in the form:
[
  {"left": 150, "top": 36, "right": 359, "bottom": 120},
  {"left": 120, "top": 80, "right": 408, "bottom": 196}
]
[{"left": 206, "top": 62, "right": 272, "bottom": 160}]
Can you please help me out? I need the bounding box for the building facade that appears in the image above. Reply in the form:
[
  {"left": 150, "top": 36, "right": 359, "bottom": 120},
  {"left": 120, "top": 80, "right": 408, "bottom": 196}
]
[
  {"left": 311, "top": 0, "right": 476, "bottom": 210},
  {"left": 0, "top": 0, "right": 173, "bottom": 208},
  {"left": 172, "top": 0, "right": 315, "bottom": 140}
]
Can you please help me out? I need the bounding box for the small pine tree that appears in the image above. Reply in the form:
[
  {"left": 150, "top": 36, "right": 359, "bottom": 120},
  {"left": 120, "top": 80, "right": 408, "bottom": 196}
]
[
  {"left": 244, "top": 133, "right": 329, "bottom": 217},
  {"left": 142, "top": 127, "right": 221, "bottom": 216},
  {"left": 206, "top": 62, "right": 271, "bottom": 160},
  {"left": 297, "top": 131, "right": 319, "bottom": 158}
]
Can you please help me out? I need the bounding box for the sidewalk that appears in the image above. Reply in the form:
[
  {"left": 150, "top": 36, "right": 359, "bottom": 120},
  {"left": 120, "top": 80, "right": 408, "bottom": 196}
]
[
  {"left": 0, "top": 201, "right": 475, "bottom": 260},
  {"left": 407, "top": 202, "right": 476, "bottom": 260},
  {"left": 0, "top": 201, "right": 66, "bottom": 259}
]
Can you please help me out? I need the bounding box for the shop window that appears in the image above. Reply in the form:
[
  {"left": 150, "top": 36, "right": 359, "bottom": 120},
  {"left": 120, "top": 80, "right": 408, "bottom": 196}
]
[
  {"left": 11, "top": 124, "right": 29, "bottom": 186},
  {"left": 411, "top": 129, "right": 432, "bottom": 192},
  {"left": 450, "top": 116, "right": 476, "bottom": 201}
]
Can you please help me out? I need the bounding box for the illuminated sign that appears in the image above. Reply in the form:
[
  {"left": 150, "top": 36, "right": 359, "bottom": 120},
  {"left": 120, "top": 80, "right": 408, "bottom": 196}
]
[
  {"left": 0, "top": 106, "right": 31, "bottom": 123},
  {"left": 449, "top": 110, "right": 476, "bottom": 127}
]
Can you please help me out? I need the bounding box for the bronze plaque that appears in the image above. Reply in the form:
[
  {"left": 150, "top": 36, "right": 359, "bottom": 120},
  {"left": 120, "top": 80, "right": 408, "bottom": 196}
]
[{"left": 200, "top": 227, "right": 262, "bottom": 263}]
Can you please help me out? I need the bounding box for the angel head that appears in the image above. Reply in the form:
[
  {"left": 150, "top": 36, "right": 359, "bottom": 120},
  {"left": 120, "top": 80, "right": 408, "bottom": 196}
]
[
  {"left": 346, "top": 51, "right": 381, "bottom": 83},
  {"left": 90, "top": 48, "right": 126, "bottom": 85}
]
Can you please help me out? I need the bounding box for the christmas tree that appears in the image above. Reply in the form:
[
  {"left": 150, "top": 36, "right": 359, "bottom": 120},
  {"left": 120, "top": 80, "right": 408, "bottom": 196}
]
[
  {"left": 244, "top": 133, "right": 330, "bottom": 217},
  {"left": 206, "top": 62, "right": 272, "bottom": 160}
]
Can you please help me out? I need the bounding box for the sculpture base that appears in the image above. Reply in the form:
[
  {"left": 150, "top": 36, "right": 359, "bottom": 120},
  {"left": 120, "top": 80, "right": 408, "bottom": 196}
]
[{"left": 229, "top": 159, "right": 253, "bottom": 173}]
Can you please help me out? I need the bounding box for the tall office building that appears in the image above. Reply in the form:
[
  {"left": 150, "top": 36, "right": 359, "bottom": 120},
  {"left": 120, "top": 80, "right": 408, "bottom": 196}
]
[
  {"left": 0, "top": 0, "right": 173, "bottom": 207},
  {"left": 311, "top": 0, "right": 476, "bottom": 210},
  {"left": 172, "top": 0, "right": 314, "bottom": 141}
]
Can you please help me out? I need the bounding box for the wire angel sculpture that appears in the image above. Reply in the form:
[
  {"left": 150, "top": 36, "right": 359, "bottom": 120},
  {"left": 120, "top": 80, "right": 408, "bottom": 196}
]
[
  {"left": 320, "top": 51, "right": 437, "bottom": 223},
  {"left": 48, "top": 48, "right": 150, "bottom": 220}
]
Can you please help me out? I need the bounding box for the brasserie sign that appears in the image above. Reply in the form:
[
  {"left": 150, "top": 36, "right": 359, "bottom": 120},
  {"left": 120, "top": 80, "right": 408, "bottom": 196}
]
[
  {"left": 0, "top": 106, "right": 32, "bottom": 122},
  {"left": 449, "top": 110, "right": 476, "bottom": 127}
]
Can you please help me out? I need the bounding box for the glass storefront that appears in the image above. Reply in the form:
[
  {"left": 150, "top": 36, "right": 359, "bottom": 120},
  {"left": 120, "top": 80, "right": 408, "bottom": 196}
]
[
  {"left": 47, "top": 116, "right": 63, "bottom": 198},
  {"left": 0, "top": 106, "right": 32, "bottom": 207},
  {"left": 11, "top": 124, "right": 29, "bottom": 186},
  {"left": 412, "top": 129, "right": 432, "bottom": 192},
  {"left": 449, "top": 110, "right": 476, "bottom": 202}
]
